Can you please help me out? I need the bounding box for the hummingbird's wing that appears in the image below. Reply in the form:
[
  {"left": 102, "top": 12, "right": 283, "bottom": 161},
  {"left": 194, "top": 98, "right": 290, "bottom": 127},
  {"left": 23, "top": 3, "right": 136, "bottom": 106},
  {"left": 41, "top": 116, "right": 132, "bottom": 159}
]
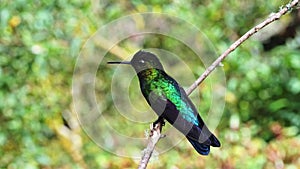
[
  {"left": 147, "top": 82, "right": 218, "bottom": 146},
  {"left": 161, "top": 97, "right": 213, "bottom": 145},
  {"left": 178, "top": 86, "right": 220, "bottom": 147}
]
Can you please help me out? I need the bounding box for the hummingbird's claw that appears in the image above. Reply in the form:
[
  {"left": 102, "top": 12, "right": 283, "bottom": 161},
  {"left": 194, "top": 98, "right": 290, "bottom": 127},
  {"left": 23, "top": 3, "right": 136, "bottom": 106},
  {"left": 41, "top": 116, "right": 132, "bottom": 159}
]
[{"left": 153, "top": 117, "right": 165, "bottom": 127}]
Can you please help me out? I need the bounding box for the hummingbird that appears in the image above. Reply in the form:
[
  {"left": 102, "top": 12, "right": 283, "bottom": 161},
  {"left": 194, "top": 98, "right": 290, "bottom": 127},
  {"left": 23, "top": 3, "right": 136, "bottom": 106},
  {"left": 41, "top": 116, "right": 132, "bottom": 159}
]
[{"left": 108, "top": 50, "right": 220, "bottom": 155}]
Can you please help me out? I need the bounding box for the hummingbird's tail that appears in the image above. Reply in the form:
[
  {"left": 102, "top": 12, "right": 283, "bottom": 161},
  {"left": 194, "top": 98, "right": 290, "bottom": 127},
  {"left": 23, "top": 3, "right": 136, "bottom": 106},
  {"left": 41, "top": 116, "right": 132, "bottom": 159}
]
[
  {"left": 187, "top": 137, "right": 210, "bottom": 155},
  {"left": 209, "top": 134, "right": 221, "bottom": 147},
  {"left": 187, "top": 134, "right": 221, "bottom": 155}
]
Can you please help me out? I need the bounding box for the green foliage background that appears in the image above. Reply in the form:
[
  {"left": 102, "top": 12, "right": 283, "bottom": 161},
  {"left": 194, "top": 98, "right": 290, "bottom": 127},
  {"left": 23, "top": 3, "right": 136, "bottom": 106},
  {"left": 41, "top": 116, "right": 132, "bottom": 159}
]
[{"left": 1, "top": 0, "right": 300, "bottom": 168}]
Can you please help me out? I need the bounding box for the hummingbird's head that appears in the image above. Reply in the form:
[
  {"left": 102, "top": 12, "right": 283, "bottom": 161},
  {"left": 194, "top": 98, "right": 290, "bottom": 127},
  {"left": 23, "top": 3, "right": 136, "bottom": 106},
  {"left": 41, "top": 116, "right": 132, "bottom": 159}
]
[
  {"left": 130, "top": 50, "right": 164, "bottom": 73},
  {"left": 107, "top": 50, "right": 164, "bottom": 73}
]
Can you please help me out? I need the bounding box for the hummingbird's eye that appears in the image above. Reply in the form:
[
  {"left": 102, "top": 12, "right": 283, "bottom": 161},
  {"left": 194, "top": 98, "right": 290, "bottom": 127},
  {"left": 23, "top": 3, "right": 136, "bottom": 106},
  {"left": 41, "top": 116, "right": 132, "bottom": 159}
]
[{"left": 139, "top": 59, "right": 145, "bottom": 64}]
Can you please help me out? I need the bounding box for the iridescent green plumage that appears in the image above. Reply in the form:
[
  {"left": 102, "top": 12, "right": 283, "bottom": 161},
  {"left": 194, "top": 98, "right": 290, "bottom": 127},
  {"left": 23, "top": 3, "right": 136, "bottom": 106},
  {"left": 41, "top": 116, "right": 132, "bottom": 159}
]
[
  {"left": 139, "top": 68, "right": 199, "bottom": 126},
  {"left": 108, "top": 50, "right": 220, "bottom": 155}
]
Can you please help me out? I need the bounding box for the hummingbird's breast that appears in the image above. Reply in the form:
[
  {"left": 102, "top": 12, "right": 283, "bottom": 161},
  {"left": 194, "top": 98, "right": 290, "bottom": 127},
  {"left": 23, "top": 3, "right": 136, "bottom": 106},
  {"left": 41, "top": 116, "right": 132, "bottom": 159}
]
[{"left": 138, "top": 69, "right": 158, "bottom": 96}]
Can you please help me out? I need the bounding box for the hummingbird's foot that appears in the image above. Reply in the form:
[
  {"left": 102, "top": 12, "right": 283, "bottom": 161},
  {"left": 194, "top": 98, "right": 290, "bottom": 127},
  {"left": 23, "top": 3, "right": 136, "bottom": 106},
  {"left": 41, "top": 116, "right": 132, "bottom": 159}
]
[
  {"left": 149, "top": 117, "right": 166, "bottom": 137},
  {"left": 150, "top": 117, "right": 165, "bottom": 136},
  {"left": 161, "top": 120, "right": 165, "bottom": 126},
  {"left": 153, "top": 117, "right": 165, "bottom": 128},
  {"left": 149, "top": 122, "right": 165, "bottom": 137}
]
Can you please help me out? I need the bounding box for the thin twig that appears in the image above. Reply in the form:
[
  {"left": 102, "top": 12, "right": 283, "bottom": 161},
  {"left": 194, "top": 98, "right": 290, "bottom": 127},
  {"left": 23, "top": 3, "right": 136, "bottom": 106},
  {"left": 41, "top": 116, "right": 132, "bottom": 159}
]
[
  {"left": 138, "top": 122, "right": 163, "bottom": 169},
  {"left": 185, "top": 0, "right": 299, "bottom": 96}
]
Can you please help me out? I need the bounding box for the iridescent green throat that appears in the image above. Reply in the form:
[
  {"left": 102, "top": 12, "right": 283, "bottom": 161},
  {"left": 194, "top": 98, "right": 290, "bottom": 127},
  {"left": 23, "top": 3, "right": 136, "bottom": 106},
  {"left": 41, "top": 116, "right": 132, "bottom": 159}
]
[{"left": 137, "top": 68, "right": 161, "bottom": 81}]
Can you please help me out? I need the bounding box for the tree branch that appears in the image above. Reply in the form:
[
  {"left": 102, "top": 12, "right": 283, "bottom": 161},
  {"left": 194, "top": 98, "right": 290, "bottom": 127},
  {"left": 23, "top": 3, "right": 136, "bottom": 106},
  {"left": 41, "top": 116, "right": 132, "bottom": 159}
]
[
  {"left": 138, "top": 122, "right": 163, "bottom": 169},
  {"left": 185, "top": 0, "right": 299, "bottom": 96},
  {"left": 138, "top": 1, "right": 299, "bottom": 168}
]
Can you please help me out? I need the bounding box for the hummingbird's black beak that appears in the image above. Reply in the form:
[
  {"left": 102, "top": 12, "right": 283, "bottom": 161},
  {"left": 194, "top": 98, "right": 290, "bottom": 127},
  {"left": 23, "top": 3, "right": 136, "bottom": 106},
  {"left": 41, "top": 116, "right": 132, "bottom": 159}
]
[{"left": 107, "top": 61, "right": 131, "bottom": 65}]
